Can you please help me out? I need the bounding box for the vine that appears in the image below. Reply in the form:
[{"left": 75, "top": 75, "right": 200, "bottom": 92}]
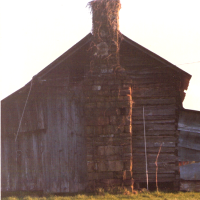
[{"left": 87, "top": 0, "right": 123, "bottom": 74}]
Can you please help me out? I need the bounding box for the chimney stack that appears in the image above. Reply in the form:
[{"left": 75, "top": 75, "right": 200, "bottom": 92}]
[
  {"left": 89, "top": 0, "right": 121, "bottom": 73},
  {"left": 84, "top": 1, "right": 133, "bottom": 192}
]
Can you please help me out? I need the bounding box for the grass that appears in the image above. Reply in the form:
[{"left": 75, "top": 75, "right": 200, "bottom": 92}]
[{"left": 2, "top": 191, "right": 200, "bottom": 200}]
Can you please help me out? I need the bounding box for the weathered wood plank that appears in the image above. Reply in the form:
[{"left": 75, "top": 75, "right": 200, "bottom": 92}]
[
  {"left": 133, "top": 147, "right": 175, "bottom": 153},
  {"left": 132, "top": 86, "right": 178, "bottom": 97},
  {"left": 42, "top": 86, "right": 87, "bottom": 193},
  {"left": 132, "top": 130, "right": 176, "bottom": 136},
  {"left": 128, "top": 74, "right": 179, "bottom": 84},
  {"left": 178, "top": 109, "right": 200, "bottom": 133},
  {"left": 126, "top": 71, "right": 176, "bottom": 78},
  {"left": 132, "top": 119, "right": 175, "bottom": 125},
  {"left": 180, "top": 163, "right": 200, "bottom": 180},
  {"left": 132, "top": 124, "right": 176, "bottom": 131},
  {"left": 132, "top": 136, "right": 176, "bottom": 148},
  {"left": 125, "top": 65, "right": 174, "bottom": 74},
  {"left": 178, "top": 131, "right": 200, "bottom": 151},
  {"left": 1, "top": 135, "right": 18, "bottom": 191},
  {"left": 180, "top": 181, "right": 200, "bottom": 192},
  {"left": 132, "top": 154, "right": 177, "bottom": 165},
  {"left": 132, "top": 83, "right": 179, "bottom": 90},
  {"left": 132, "top": 105, "right": 176, "bottom": 120},
  {"left": 178, "top": 147, "right": 200, "bottom": 162},
  {"left": 132, "top": 173, "right": 175, "bottom": 182},
  {"left": 133, "top": 98, "right": 176, "bottom": 106},
  {"left": 132, "top": 163, "right": 178, "bottom": 174}
]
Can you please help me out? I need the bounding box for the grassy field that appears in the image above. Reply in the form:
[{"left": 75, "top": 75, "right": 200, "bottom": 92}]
[{"left": 2, "top": 191, "right": 200, "bottom": 200}]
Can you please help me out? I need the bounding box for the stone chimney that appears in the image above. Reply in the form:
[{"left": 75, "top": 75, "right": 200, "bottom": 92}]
[
  {"left": 84, "top": 0, "right": 133, "bottom": 192},
  {"left": 88, "top": 0, "right": 121, "bottom": 73}
]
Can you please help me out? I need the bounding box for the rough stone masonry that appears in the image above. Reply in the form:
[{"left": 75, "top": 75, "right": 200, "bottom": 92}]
[{"left": 84, "top": 0, "right": 134, "bottom": 191}]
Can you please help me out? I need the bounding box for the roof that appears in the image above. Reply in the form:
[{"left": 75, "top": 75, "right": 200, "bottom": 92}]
[{"left": 2, "top": 32, "right": 191, "bottom": 102}]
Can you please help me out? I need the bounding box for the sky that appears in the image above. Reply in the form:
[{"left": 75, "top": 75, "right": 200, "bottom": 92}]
[{"left": 0, "top": 0, "right": 200, "bottom": 111}]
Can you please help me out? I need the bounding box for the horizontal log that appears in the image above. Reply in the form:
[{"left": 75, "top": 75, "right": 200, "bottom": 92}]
[
  {"left": 133, "top": 154, "right": 177, "bottom": 165},
  {"left": 132, "top": 173, "right": 175, "bottom": 182},
  {"left": 132, "top": 124, "right": 176, "bottom": 131},
  {"left": 133, "top": 115, "right": 176, "bottom": 121},
  {"left": 130, "top": 76, "right": 179, "bottom": 85},
  {"left": 132, "top": 130, "right": 176, "bottom": 136},
  {"left": 132, "top": 83, "right": 179, "bottom": 91},
  {"left": 132, "top": 136, "right": 176, "bottom": 148},
  {"left": 126, "top": 70, "right": 177, "bottom": 77},
  {"left": 126, "top": 67, "right": 174, "bottom": 75},
  {"left": 133, "top": 119, "right": 175, "bottom": 125},
  {"left": 132, "top": 105, "right": 176, "bottom": 117},
  {"left": 132, "top": 163, "right": 178, "bottom": 174},
  {"left": 133, "top": 98, "right": 176, "bottom": 105},
  {"left": 133, "top": 147, "right": 175, "bottom": 153},
  {"left": 132, "top": 87, "right": 178, "bottom": 97}
]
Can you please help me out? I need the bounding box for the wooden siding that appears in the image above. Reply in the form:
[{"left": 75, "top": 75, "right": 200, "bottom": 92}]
[
  {"left": 178, "top": 109, "right": 200, "bottom": 134},
  {"left": 131, "top": 71, "right": 179, "bottom": 183},
  {"left": 180, "top": 163, "right": 200, "bottom": 181},
  {"left": 178, "top": 110, "right": 200, "bottom": 162},
  {"left": 1, "top": 84, "right": 87, "bottom": 193},
  {"left": 120, "top": 43, "right": 181, "bottom": 184},
  {"left": 178, "top": 109, "right": 200, "bottom": 191}
]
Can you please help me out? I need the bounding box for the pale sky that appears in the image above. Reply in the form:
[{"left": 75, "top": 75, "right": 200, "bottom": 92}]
[{"left": 0, "top": 0, "right": 200, "bottom": 111}]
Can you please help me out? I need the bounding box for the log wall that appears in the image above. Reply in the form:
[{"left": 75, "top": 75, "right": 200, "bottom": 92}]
[
  {"left": 120, "top": 44, "right": 182, "bottom": 187},
  {"left": 130, "top": 71, "right": 180, "bottom": 184}
]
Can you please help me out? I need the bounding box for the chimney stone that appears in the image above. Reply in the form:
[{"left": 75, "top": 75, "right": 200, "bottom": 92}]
[{"left": 89, "top": 0, "right": 121, "bottom": 73}]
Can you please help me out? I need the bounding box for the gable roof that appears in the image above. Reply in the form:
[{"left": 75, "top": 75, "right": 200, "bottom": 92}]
[{"left": 2, "top": 32, "right": 191, "bottom": 101}]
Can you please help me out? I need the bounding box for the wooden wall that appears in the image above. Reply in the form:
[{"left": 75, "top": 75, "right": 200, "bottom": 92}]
[
  {"left": 1, "top": 83, "right": 87, "bottom": 193},
  {"left": 120, "top": 42, "right": 182, "bottom": 185},
  {"left": 178, "top": 109, "right": 200, "bottom": 191}
]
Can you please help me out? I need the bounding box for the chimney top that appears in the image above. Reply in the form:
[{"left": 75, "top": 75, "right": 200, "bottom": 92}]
[
  {"left": 88, "top": 0, "right": 121, "bottom": 74},
  {"left": 88, "top": 0, "right": 121, "bottom": 37}
]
